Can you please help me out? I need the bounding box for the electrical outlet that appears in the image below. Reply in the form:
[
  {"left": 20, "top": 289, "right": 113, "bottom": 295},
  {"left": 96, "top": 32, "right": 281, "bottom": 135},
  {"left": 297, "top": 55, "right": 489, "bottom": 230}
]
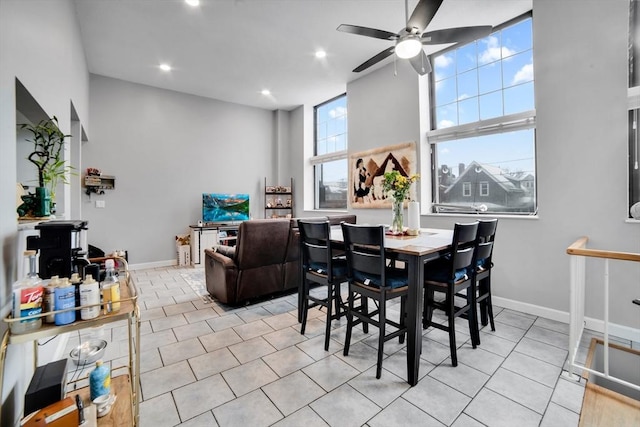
[{"left": 96, "top": 200, "right": 106, "bottom": 208}]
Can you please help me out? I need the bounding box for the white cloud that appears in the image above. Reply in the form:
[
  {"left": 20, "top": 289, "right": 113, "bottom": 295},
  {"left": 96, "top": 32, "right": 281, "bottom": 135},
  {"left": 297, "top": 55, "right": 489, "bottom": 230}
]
[
  {"left": 434, "top": 53, "right": 454, "bottom": 69},
  {"left": 457, "top": 94, "right": 470, "bottom": 101},
  {"left": 439, "top": 119, "right": 455, "bottom": 128},
  {"left": 329, "top": 106, "right": 346, "bottom": 119},
  {"left": 512, "top": 63, "right": 534, "bottom": 85},
  {"left": 441, "top": 148, "right": 450, "bottom": 154},
  {"left": 479, "top": 36, "right": 515, "bottom": 65}
]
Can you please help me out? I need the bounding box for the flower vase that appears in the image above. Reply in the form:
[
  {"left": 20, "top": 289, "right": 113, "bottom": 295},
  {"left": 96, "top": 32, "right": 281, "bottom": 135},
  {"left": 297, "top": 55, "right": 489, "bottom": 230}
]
[{"left": 391, "top": 198, "right": 404, "bottom": 235}]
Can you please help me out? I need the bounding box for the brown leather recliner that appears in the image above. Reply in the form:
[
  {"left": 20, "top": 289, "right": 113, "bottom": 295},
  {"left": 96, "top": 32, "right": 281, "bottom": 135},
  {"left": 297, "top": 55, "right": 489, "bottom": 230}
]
[
  {"left": 205, "top": 219, "right": 291, "bottom": 304},
  {"left": 204, "top": 215, "right": 357, "bottom": 305}
]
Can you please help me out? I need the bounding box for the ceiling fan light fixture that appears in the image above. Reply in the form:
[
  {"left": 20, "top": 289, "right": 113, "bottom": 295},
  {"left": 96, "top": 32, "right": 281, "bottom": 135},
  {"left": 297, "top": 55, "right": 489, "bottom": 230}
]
[{"left": 395, "top": 35, "right": 422, "bottom": 59}]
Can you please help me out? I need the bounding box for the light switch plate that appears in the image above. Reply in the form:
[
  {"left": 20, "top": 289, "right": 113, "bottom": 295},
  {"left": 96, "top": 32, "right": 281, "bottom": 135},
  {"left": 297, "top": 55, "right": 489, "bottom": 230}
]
[{"left": 96, "top": 200, "right": 105, "bottom": 208}]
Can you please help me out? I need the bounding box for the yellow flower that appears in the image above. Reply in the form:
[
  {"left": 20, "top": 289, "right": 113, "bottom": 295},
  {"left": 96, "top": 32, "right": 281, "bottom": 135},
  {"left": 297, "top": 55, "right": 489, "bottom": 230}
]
[{"left": 382, "top": 171, "right": 419, "bottom": 201}]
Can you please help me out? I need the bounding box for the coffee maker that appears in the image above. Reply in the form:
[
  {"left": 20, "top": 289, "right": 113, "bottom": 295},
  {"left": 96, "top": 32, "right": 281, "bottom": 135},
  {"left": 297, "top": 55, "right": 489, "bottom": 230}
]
[{"left": 27, "top": 220, "right": 89, "bottom": 279}]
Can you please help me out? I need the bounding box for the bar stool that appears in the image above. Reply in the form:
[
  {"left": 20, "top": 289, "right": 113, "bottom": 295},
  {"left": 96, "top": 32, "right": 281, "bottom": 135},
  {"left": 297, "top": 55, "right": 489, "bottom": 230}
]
[{"left": 341, "top": 223, "right": 409, "bottom": 379}]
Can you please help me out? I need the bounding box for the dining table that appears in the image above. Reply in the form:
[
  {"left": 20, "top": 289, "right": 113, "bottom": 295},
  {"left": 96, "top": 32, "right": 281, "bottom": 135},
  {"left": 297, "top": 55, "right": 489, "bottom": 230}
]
[{"left": 329, "top": 226, "right": 454, "bottom": 386}]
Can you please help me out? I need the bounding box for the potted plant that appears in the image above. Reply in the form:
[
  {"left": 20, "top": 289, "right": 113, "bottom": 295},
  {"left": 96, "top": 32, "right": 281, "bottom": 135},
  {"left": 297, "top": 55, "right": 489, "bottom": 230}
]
[{"left": 18, "top": 116, "right": 72, "bottom": 216}]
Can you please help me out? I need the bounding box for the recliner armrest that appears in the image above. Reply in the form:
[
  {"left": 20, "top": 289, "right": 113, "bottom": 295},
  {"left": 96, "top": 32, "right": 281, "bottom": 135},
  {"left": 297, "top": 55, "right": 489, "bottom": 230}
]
[{"left": 205, "top": 247, "right": 236, "bottom": 266}]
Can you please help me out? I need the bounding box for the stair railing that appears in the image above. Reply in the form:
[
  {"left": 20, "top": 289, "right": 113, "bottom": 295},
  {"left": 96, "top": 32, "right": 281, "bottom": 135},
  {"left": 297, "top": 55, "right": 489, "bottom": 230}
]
[{"left": 566, "top": 237, "right": 640, "bottom": 392}]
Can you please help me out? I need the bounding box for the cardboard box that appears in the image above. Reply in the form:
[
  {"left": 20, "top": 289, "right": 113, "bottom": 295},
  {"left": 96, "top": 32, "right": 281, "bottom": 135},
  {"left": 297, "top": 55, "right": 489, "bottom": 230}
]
[
  {"left": 177, "top": 245, "right": 190, "bottom": 266},
  {"left": 21, "top": 397, "right": 78, "bottom": 427}
]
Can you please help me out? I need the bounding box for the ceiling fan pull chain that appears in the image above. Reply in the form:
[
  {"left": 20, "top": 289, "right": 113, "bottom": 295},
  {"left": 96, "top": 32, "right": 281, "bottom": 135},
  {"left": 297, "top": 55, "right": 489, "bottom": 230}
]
[{"left": 394, "top": 55, "right": 398, "bottom": 76}]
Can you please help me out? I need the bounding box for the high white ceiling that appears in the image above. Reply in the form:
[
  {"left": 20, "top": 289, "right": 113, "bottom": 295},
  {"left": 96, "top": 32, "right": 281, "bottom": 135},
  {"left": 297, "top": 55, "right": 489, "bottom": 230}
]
[{"left": 74, "top": 0, "right": 531, "bottom": 111}]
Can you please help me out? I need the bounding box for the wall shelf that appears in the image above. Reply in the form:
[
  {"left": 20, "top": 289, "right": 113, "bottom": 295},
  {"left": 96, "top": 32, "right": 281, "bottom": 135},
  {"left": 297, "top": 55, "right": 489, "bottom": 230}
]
[{"left": 264, "top": 177, "right": 293, "bottom": 219}]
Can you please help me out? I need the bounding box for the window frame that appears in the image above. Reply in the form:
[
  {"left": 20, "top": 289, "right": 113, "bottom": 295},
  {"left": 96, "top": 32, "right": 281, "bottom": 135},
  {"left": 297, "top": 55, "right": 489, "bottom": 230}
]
[
  {"left": 479, "top": 182, "right": 489, "bottom": 197},
  {"left": 463, "top": 182, "right": 471, "bottom": 197},
  {"left": 426, "top": 12, "right": 537, "bottom": 216},
  {"left": 311, "top": 93, "right": 348, "bottom": 210}
]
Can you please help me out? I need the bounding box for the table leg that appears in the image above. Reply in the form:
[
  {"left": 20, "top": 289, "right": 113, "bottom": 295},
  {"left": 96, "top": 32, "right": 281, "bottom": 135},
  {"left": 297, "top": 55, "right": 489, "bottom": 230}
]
[{"left": 405, "top": 255, "right": 423, "bottom": 386}]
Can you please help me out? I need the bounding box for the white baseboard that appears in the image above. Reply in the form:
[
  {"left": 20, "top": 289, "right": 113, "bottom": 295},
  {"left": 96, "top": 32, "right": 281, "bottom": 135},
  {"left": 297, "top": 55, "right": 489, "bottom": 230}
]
[
  {"left": 128, "top": 259, "right": 177, "bottom": 271},
  {"left": 494, "top": 296, "right": 640, "bottom": 343}
]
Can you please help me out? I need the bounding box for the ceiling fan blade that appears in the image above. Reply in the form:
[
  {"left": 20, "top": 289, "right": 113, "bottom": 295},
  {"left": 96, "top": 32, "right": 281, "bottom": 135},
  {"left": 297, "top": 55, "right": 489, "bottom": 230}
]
[
  {"left": 337, "top": 24, "right": 398, "bottom": 41},
  {"left": 407, "top": 0, "right": 444, "bottom": 34},
  {"left": 353, "top": 47, "right": 396, "bottom": 73},
  {"left": 421, "top": 26, "right": 493, "bottom": 45},
  {"left": 408, "top": 50, "right": 432, "bottom": 75}
]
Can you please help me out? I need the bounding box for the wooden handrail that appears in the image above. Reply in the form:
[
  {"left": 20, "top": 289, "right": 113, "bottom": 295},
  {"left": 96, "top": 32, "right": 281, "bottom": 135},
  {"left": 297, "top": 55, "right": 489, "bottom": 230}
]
[{"left": 567, "top": 236, "right": 640, "bottom": 262}]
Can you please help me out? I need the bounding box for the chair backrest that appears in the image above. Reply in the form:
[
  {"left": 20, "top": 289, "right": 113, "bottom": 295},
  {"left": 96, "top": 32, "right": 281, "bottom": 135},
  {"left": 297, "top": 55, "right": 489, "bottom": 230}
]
[
  {"left": 235, "top": 219, "right": 290, "bottom": 269},
  {"left": 448, "top": 222, "right": 479, "bottom": 281},
  {"left": 340, "top": 223, "right": 386, "bottom": 285},
  {"left": 476, "top": 219, "right": 498, "bottom": 267},
  {"left": 298, "top": 219, "right": 338, "bottom": 280}
]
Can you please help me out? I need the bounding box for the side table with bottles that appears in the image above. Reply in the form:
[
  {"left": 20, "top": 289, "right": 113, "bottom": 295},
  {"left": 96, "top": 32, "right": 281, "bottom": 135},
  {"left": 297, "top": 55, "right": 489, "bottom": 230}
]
[{"left": 0, "top": 256, "right": 140, "bottom": 426}]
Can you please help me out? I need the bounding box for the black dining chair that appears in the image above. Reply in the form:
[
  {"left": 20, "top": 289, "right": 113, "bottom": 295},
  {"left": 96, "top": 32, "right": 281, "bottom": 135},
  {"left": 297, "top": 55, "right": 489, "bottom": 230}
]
[
  {"left": 298, "top": 219, "right": 349, "bottom": 351},
  {"left": 474, "top": 219, "right": 498, "bottom": 332},
  {"left": 341, "top": 223, "right": 409, "bottom": 379},
  {"left": 422, "top": 221, "right": 480, "bottom": 367}
]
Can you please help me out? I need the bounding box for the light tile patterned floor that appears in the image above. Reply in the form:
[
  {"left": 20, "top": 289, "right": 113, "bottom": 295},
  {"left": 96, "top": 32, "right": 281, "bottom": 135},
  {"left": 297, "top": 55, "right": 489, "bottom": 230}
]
[{"left": 62, "top": 266, "right": 635, "bottom": 426}]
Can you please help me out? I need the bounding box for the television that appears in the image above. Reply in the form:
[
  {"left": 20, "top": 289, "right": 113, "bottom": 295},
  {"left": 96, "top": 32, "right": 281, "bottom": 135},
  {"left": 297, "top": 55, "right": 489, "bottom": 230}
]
[{"left": 202, "top": 193, "right": 250, "bottom": 223}]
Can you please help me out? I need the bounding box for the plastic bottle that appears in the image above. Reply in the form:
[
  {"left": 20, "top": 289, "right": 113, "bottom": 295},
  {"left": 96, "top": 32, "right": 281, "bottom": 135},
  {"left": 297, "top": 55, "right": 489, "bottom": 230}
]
[
  {"left": 80, "top": 274, "right": 101, "bottom": 320},
  {"left": 103, "top": 259, "right": 120, "bottom": 313},
  {"left": 89, "top": 360, "right": 111, "bottom": 401},
  {"left": 70, "top": 273, "right": 82, "bottom": 321},
  {"left": 43, "top": 276, "right": 59, "bottom": 324},
  {"left": 54, "top": 278, "right": 76, "bottom": 326},
  {"left": 11, "top": 250, "right": 44, "bottom": 334}
]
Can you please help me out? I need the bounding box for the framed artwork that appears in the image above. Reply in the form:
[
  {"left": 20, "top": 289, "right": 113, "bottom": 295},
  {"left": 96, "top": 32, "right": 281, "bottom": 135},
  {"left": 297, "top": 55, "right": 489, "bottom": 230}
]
[{"left": 349, "top": 141, "right": 417, "bottom": 208}]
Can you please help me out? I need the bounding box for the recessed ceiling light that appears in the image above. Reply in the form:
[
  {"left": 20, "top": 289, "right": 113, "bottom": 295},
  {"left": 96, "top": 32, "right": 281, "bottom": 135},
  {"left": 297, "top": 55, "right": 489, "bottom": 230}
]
[
  {"left": 159, "top": 64, "right": 172, "bottom": 71},
  {"left": 185, "top": 0, "right": 200, "bottom": 6},
  {"left": 315, "top": 50, "right": 327, "bottom": 59},
  {"left": 261, "top": 89, "right": 271, "bottom": 96}
]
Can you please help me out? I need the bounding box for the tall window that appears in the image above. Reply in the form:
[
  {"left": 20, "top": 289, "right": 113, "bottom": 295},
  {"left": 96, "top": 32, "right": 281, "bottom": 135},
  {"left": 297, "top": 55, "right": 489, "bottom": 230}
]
[
  {"left": 312, "top": 94, "right": 348, "bottom": 209},
  {"left": 428, "top": 14, "right": 536, "bottom": 215},
  {"left": 629, "top": 0, "right": 640, "bottom": 218}
]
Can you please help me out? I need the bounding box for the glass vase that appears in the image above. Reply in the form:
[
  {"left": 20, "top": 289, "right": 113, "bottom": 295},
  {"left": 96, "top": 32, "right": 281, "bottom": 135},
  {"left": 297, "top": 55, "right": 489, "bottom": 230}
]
[{"left": 391, "top": 198, "right": 404, "bottom": 235}]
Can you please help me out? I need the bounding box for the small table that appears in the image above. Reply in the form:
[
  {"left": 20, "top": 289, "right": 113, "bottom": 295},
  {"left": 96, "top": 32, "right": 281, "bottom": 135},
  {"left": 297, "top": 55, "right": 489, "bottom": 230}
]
[{"left": 330, "top": 227, "right": 453, "bottom": 386}]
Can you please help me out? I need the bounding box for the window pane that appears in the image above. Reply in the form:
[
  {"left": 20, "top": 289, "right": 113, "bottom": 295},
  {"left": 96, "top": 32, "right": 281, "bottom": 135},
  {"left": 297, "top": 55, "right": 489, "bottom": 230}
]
[
  {"left": 630, "top": 110, "right": 640, "bottom": 215},
  {"left": 502, "top": 50, "right": 533, "bottom": 89},
  {"left": 435, "top": 103, "right": 458, "bottom": 129},
  {"left": 458, "top": 97, "right": 479, "bottom": 125},
  {"left": 456, "top": 42, "right": 477, "bottom": 73},
  {"left": 433, "top": 129, "right": 536, "bottom": 214},
  {"left": 315, "top": 159, "right": 348, "bottom": 209},
  {"left": 479, "top": 91, "right": 503, "bottom": 120},
  {"left": 435, "top": 76, "right": 457, "bottom": 106},
  {"left": 478, "top": 62, "right": 502, "bottom": 95},
  {"left": 504, "top": 81, "right": 534, "bottom": 115},
  {"left": 478, "top": 34, "right": 502, "bottom": 65},
  {"left": 434, "top": 52, "right": 456, "bottom": 81},
  {"left": 457, "top": 69, "right": 478, "bottom": 99},
  {"left": 501, "top": 18, "right": 532, "bottom": 57}
]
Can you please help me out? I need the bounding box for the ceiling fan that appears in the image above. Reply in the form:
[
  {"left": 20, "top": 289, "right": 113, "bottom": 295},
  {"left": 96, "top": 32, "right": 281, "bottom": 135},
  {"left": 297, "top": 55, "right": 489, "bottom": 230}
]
[{"left": 337, "top": 0, "right": 492, "bottom": 75}]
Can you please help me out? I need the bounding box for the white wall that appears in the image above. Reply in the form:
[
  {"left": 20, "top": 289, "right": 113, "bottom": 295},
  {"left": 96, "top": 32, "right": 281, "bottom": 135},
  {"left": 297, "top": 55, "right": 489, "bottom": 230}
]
[
  {"left": 83, "top": 75, "right": 276, "bottom": 264},
  {"left": 0, "top": 1, "right": 89, "bottom": 425}
]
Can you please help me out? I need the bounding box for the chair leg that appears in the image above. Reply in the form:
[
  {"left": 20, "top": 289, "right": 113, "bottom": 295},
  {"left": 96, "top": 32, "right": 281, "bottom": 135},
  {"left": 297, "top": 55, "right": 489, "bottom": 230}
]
[
  {"left": 376, "top": 291, "right": 386, "bottom": 379},
  {"left": 300, "top": 279, "right": 309, "bottom": 335},
  {"left": 399, "top": 295, "right": 406, "bottom": 344},
  {"left": 324, "top": 283, "right": 334, "bottom": 351},
  {"left": 423, "top": 286, "right": 435, "bottom": 329},
  {"left": 467, "top": 285, "right": 479, "bottom": 348},
  {"left": 343, "top": 286, "right": 355, "bottom": 357},
  {"left": 487, "top": 292, "right": 495, "bottom": 332},
  {"left": 468, "top": 295, "right": 479, "bottom": 349},
  {"left": 446, "top": 292, "right": 458, "bottom": 367},
  {"left": 478, "top": 277, "right": 489, "bottom": 327},
  {"left": 362, "top": 296, "right": 369, "bottom": 334}
]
